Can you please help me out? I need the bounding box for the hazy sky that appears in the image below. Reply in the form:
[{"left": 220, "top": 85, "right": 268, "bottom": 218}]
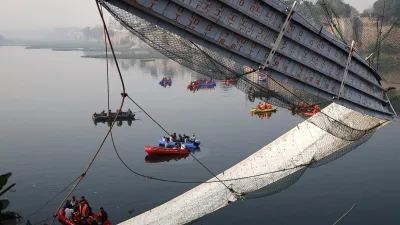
[{"left": 0, "top": 0, "right": 376, "bottom": 30}]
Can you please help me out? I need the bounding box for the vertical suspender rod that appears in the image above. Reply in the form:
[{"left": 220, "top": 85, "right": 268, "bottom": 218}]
[
  {"left": 338, "top": 40, "right": 355, "bottom": 99},
  {"left": 259, "top": 1, "right": 297, "bottom": 70}
]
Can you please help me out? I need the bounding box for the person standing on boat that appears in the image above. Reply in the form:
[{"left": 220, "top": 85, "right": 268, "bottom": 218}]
[
  {"left": 97, "top": 207, "right": 108, "bottom": 225},
  {"left": 70, "top": 196, "right": 78, "bottom": 208}
]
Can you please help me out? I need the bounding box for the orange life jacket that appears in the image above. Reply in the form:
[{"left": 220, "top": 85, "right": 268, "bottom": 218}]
[{"left": 80, "top": 204, "right": 89, "bottom": 217}]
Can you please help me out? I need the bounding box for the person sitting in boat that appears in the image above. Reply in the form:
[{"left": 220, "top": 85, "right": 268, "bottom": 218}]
[
  {"left": 170, "top": 133, "right": 177, "bottom": 142},
  {"left": 101, "top": 110, "right": 105, "bottom": 115},
  {"left": 257, "top": 102, "right": 262, "bottom": 110},
  {"left": 97, "top": 207, "right": 108, "bottom": 225},
  {"left": 174, "top": 142, "right": 181, "bottom": 149},
  {"left": 65, "top": 204, "right": 74, "bottom": 219},
  {"left": 190, "top": 133, "right": 196, "bottom": 142},
  {"left": 127, "top": 108, "right": 133, "bottom": 115},
  {"left": 178, "top": 134, "right": 183, "bottom": 142},
  {"left": 182, "top": 134, "right": 188, "bottom": 143},
  {"left": 162, "top": 136, "right": 166, "bottom": 142},
  {"left": 261, "top": 102, "right": 268, "bottom": 110},
  {"left": 267, "top": 103, "right": 272, "bottom": 110},
  {"left": 79, "top": 201, "right": 90, "bottom": 219}
]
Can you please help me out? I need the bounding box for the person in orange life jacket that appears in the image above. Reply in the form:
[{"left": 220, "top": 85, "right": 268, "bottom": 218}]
[
  {"left": 267, "top": 103, "right": 272, "bottom": 110},
  {"left": 79, "top": 196, "right": 88, "bottom": 204},
  {"left": 257, "top": 102, "right": 262, "bottom": 110},
  {"left": 79, "top": 202, "right": 92, "bottom": 219},
  {"left": 97, "top": 207, "right": 108, "bottom": 225},
  {"left": 261, "top": 102, "right": 267, "bottom": 110}
]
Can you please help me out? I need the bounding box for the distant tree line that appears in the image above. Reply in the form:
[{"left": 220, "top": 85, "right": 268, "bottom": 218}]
[{"left": 361, "top": 0, "right": 400, "bottom": 19}]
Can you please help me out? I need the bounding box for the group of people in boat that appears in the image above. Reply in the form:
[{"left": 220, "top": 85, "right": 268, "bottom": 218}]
[
  {"left": 160, "top": 77, "right": 172, "bottom": 82},
  {"left": 93, "top": 109, "right": 134, "bottom": 117},
  {"left": 288, "top": 101, "right": 321, "bottom": 117},
  {"left": 189, "top": 79, "right": 214, "bottom": 86},
  {"left": 162, "top": 133, "right": 196, "bottom": 149},
  {"left": 256, "top": 102, "right": 273, "bottom": 110},
  {"left": 62, "top": 196, "right": 108, "bottom": 225}
]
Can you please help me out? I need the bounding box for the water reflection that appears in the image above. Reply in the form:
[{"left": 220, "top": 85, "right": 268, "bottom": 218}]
[
  {"left": 107, "top": 58, "right": 210, "bottom": 82},
  {"left": 249, "top": 112, "right": 275, "bottom": 120},
  {"left": 93, "top": 119, "right": 135, "bottom": 127},
  {"left": 144, "top": 154, "right": 188, "bottom": 163}
]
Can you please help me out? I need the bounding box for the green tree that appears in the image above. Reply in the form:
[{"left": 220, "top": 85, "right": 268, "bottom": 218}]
[
  {"left": 0, "top": 173, "right": 22, "bottom": 225},
  {"left": 373, "top": 0, "right": 400, "bottom": 19}
]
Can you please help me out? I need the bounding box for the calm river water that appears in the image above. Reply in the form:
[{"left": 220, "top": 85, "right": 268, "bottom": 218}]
[{"left": 0, "top": 46, "right": 399, "bottom": 225}]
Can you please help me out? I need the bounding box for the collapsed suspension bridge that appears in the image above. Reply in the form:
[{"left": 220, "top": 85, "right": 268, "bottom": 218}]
[{"left": 30, "top": 0, "right": 399, "bottom": 224}]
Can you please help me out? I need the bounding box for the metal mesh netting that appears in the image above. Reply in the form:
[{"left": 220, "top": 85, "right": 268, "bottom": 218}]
[{"left": 102, "top": 1, "right": 386, "bottom": 143}]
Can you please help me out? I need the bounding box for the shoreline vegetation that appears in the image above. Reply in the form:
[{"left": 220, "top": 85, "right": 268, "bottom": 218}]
[{"left": 2, "top": 40, "right": 167, "bottom": 59}]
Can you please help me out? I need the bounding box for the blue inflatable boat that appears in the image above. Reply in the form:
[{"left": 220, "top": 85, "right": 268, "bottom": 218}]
[
  {"left": 199, "top": 82, "right": 216, "bottom": 87},
  {"left": 158, "top": 139, "right": 200, "bottom": 149}
]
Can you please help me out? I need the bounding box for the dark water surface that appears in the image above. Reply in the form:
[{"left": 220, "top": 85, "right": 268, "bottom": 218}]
[{"left": 0, "top": 46, "right": 399, "bottom": 225}]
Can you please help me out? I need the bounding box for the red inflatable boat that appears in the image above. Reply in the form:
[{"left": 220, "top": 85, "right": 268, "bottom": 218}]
[
  {"left": 144, "top": 146, "right": 190, "bottom": 155},
  {"left": 57, "top": 208, "right": 112, "bottom": 225}
]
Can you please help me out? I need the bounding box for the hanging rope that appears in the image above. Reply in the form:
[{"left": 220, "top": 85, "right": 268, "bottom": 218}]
[
  {"left": 26, "top": 175, "right": 81, "bottom": 222},
  {"left": 48, "top": 2, "right": 127, "bottom": 224}
]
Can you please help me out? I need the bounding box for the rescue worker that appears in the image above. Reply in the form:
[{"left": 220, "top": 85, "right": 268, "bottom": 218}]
[
  {"left": 178, "top": 134, "right": 183, "bottom": 142},
  {"left": 79, "top": 196, "right": 87, "bottom": 204},
  {"left": 97, "top": 207, "right": 108, "bottom": 225},
  {"left": 261, "top": 102, "right": 267, "bottom": 110},
  {"left": 257, "top": 102, "right": 262, "bottom": 110},
  {"left": 80, "top": 202, "right": 90, "bottom": 219}
]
